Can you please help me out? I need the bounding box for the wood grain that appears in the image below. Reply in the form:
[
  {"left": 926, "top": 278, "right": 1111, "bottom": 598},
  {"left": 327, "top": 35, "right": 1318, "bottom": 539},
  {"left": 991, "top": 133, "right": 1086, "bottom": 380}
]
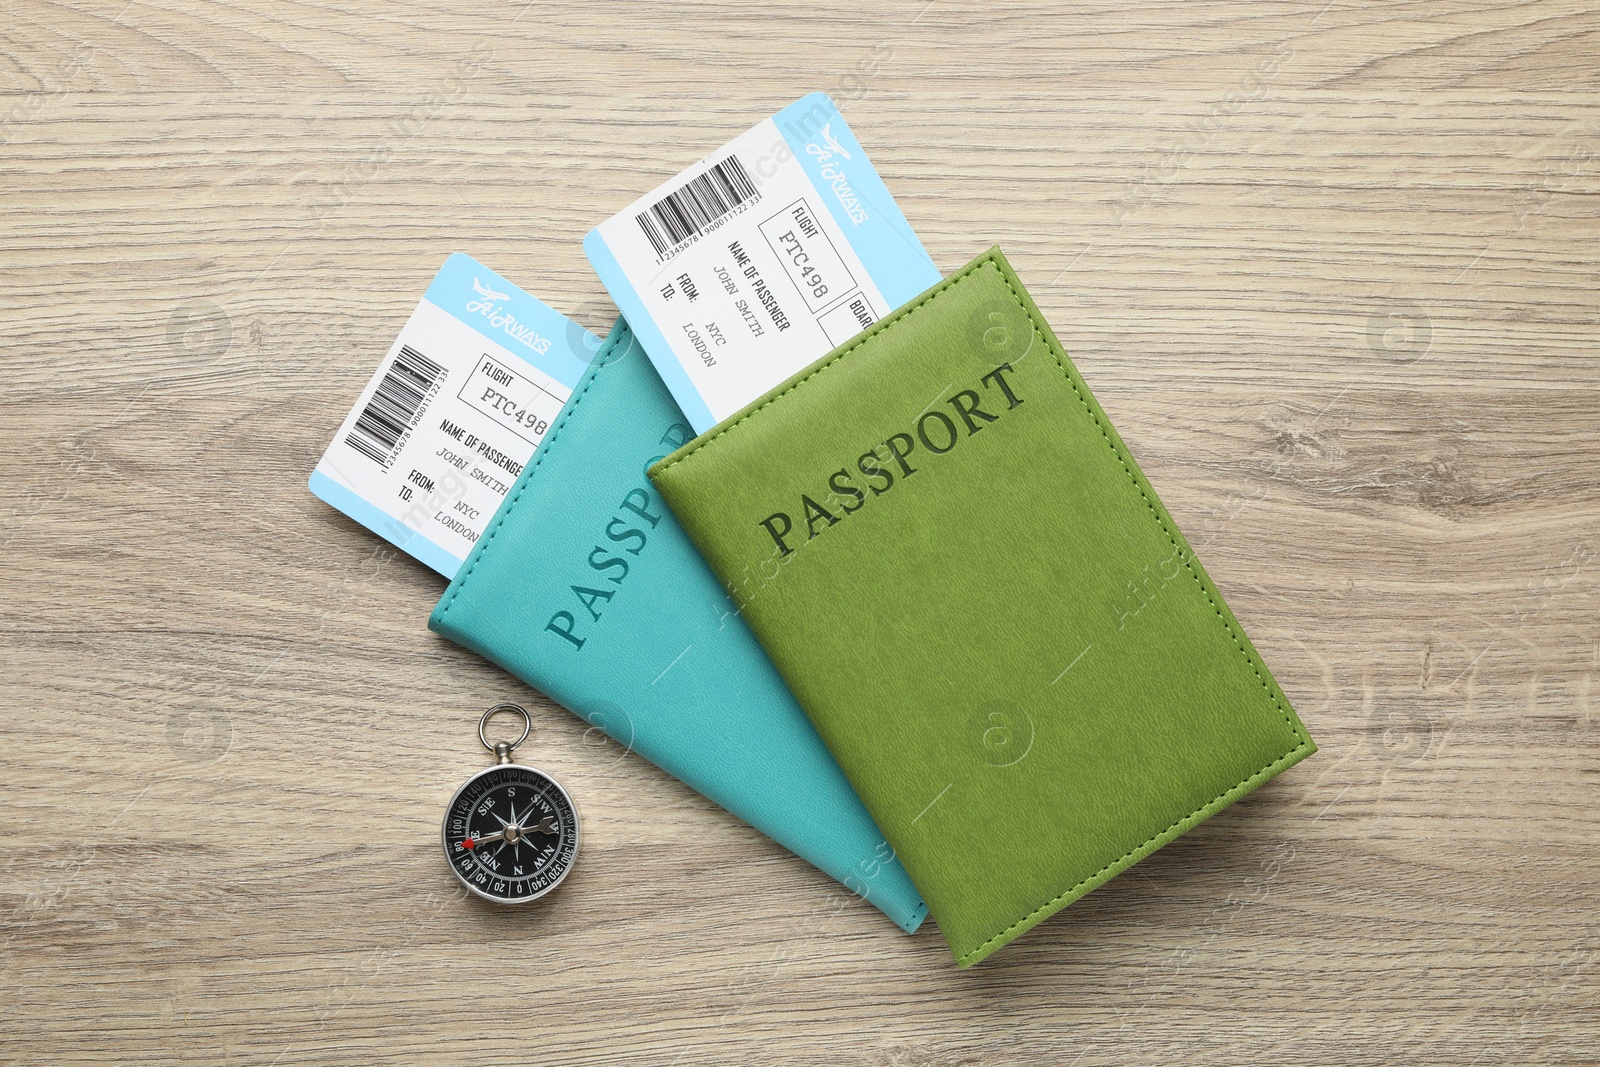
[{"left": 2, "top": 1, "right": 1597, "bottom": 1064}]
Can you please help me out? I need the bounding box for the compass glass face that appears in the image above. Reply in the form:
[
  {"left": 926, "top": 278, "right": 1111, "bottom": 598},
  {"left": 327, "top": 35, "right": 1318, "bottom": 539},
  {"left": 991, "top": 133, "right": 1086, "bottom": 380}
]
[{"left": 442, "top": 765, "right": 579, "bottom": 903}]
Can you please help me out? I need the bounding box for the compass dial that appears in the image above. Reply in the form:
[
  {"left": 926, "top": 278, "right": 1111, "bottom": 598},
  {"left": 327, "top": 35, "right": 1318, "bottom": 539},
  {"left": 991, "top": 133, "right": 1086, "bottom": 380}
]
[{"left": 442, "top": 764, "right": 579, "bottom": 903}]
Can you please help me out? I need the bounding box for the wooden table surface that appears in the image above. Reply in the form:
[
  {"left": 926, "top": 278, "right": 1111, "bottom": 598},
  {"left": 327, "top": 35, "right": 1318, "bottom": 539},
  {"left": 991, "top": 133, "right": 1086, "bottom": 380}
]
[{"left": 4, "top": 2, "right": 1597, "bottom": 1064}]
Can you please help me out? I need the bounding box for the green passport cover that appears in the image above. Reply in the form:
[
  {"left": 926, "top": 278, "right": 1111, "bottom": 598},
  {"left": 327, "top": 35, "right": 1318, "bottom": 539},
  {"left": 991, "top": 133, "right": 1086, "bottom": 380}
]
[{"left": 649, "top": 247, "right": 1316, "bottom": 967}]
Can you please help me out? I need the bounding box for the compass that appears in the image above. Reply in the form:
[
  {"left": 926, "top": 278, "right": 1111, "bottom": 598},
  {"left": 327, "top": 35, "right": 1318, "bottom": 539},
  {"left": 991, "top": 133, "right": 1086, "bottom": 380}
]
[{"left": 441, "top": 704, "right": 580, "bottom": 904}]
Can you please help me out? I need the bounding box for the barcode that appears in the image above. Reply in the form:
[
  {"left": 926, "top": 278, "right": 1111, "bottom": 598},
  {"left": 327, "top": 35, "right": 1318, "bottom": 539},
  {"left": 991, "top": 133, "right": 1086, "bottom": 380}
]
[
  {"left": 635, "top": 155, "right": 759, "bottom": 257},
  {"left": 345, "top": 343, "right": 446, "bottom": 465}
]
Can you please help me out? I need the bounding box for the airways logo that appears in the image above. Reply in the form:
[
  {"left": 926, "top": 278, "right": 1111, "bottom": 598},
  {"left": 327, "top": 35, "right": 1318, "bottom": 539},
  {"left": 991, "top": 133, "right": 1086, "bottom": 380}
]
[
  {"left": 817, "top": 122, "right": 852, "bottom": 161},
  {"left": 471, "top": 277, "right": 511, "bottom": 302},
  {"left": 464, "top": 277, "right": 552, "bottom": 356},
  {"left": 805, "top": 124, "right": 869, "bottom": 225}
]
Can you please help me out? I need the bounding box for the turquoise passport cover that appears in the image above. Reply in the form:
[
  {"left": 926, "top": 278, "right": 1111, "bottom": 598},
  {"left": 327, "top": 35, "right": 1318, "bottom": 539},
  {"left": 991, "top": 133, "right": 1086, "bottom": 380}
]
[{"left": 429, "top": 318, "right": 926, "bottom": 932}]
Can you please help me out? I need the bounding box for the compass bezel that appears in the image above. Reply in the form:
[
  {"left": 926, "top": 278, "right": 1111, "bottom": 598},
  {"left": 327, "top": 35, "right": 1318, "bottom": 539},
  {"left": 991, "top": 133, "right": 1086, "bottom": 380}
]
[{"left": 440, "top": 761, "right": 581, "bottom": 905}]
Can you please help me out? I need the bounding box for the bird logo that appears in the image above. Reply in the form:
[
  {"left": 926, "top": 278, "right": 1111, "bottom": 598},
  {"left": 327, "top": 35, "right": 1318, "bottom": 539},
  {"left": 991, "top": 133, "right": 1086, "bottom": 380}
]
[
  {"left": 472, "top": 278, "right": 511, "bottom": 303},
  {"left": 818, "top": 122, "right": 852, "bottom": 161}
]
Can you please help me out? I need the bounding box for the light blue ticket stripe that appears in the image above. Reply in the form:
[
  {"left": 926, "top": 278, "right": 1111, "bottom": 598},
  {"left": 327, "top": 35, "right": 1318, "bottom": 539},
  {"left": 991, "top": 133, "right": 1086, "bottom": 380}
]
[
  {"left": 583, "top": 231, "right": 718, "bottom": 433},
  {"left": 425, "top": 253, "right": 598, "bottom": 391},
  {"left": 308, "top": 470, "right": 463, "bottom": 578},
  {"left": 774, "top": 92, "right": 941, "bottom": 309}
]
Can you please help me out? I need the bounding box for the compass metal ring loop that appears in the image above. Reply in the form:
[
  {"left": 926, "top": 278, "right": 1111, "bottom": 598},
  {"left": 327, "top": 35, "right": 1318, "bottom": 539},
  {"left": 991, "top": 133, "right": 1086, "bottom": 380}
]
[{"left": 478, "top": 703, "right": 532, "bottom": 754}]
